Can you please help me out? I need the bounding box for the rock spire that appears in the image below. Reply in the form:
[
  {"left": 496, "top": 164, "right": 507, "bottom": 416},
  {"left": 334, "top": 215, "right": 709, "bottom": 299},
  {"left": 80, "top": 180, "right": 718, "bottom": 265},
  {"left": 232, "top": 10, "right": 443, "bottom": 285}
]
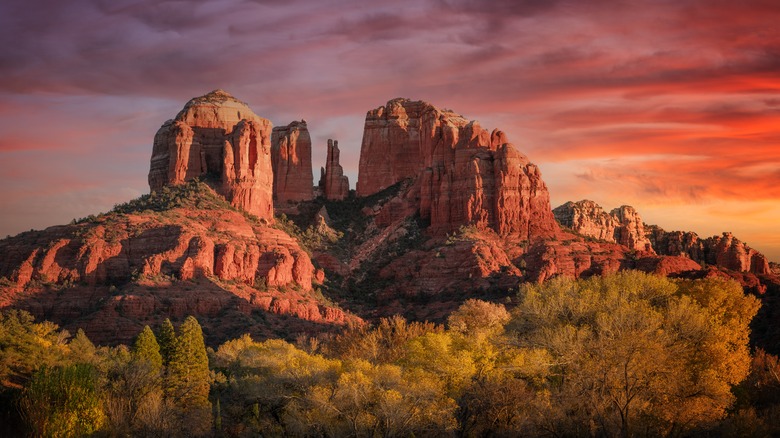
[{"left": 319, "top": 139, "right": 350, "bottom": 201}]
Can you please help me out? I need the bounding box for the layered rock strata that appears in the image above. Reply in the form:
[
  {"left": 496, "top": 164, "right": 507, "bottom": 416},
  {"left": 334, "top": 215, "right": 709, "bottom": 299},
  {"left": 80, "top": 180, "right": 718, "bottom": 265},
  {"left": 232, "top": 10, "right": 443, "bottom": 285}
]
[
  {"left": 148, "top": 90, "right": 273, "bottom": 220},
  {"left": 555, "top": 200, "right": 770, "bottom": 274},
  {"left": 0, "top": 185, "right": 355, "bottom": 345},
  {"left": 553, "top": 201, "right": 653, "bottom": 252},
  {"left": 319, "top": 139, "right": 350, "bottom": 201},
  {"left": 357, "top": 98, "right": 557, "bottom": 239},
  {"left": 271, "top": 120, "right": 314, "bottom": 204}
]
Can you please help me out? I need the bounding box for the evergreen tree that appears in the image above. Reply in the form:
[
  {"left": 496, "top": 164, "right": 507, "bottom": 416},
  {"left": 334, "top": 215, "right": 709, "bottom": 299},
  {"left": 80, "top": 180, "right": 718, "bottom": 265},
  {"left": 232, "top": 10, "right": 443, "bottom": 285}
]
[
  {"left": 157, "top": 318, "right": 176, "bottom": 366},
  {"left": 68, "top": 328, "right": 98, "bottom": 365},
  {"left": 167, "top": 316, "right": 211, "bottom": 435},
  {"left": 132, "top": 325, "right": 163, "bottom": 371}
]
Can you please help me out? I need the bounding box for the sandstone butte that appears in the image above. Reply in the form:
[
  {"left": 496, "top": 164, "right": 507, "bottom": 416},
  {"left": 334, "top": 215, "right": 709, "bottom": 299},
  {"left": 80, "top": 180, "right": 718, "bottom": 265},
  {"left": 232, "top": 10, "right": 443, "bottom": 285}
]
[
  {"left": 1, "top": 91, "right": 779, "bottom": 345},
  {"left": 319, "top": 139, "right": 350, "bottom": 201},
  {"left": 148, "top": 89, "right": 274, "bottom": 220},
  {"left": 271, "top": 120, "right": 314, "bottom": 205},
  {"left": 357, "top": 98, "right": 558, "bottom": 240}
]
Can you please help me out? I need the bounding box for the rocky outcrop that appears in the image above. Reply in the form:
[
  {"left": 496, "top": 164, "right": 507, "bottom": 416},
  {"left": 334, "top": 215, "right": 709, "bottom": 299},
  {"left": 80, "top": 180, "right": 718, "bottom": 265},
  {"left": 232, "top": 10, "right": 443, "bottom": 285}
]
[
  {"left": 0, "top": 203, "right": 314, "bottom": 293},
  {"left": 148, "top": 90, "right": 274, "bottom": 220},
  {"left": 646, "top": 226, "right": 704, "bottom": 260},
  {"left": 271, "top": 120, "right": 314, "bottom": 204},
  {"left": 648, "top": 227, "right": 769, "bottom": 274},
  {"left": 553, "top": 201, "right": 653, "bottom": 252},
  {"left": 319, "top": 139, "right": 350, "bottom": 201},
  {"left": 611, "top": 205, "right": 653, "bottom": 252},
  {"left": 357, "top": 98, "right": 558, "bottom": 239},
  {"left": 553, "top": 200, "right": 617, "bottom": 242},
  {"left": 705, "top": 232, "right": 770, "bottom": 274},
  {"left": 0, "top": 184, "right": 356, "bottom": 345},
  {"left": 556, "top": 201, "right": 770, "bottom": 275}
]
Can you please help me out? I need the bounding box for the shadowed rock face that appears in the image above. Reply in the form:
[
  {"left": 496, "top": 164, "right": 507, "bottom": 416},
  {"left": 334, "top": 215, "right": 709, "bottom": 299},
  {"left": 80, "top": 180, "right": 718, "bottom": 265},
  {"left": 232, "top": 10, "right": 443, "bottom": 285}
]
[
  {"left": 148, "top": 89, "right": 274, "bottom": 220},
  {"left": 357, "top": 98, "right": 558, "bottom": 239},
  {"left": 271, "top": 120, "right": 314, "bottom": 205},
  {"left": 319, "top": 139, "right": 350, "bottom": 201}
]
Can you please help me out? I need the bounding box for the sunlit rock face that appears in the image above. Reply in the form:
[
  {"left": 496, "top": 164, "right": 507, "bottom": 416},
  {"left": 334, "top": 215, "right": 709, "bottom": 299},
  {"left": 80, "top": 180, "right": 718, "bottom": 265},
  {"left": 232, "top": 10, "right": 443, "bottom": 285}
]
[
  {"left": 357, "top": 98, "right": 558, "bottom": 239},
  {"left": 271, "top": 120, "right": 314, "bottom": 205},
  {"left": 553, "top": 201, "right": 654, "bottom": 252},
  {"left": 148, "top": 89, "right": 274, "bottom": 220},
  {"left": 556, "top": 200, "right": 771, "bottom": 274}
]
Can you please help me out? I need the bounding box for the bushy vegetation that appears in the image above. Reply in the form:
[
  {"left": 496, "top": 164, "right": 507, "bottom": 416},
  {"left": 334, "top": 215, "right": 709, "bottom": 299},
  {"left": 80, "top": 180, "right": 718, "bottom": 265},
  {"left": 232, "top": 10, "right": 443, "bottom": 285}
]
[
  {"left": 112, "top": 179, "right": 235, "bottom": 215},
  {"left": 1, "top": 272, "right": 778, "bottom": 436}
]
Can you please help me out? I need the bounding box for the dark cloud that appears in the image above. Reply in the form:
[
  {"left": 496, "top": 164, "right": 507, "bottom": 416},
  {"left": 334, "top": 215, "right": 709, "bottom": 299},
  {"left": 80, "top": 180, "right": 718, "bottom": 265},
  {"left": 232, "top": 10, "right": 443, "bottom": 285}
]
[{"left": 437, "top": 0, "right": 563, "bottom": 16}]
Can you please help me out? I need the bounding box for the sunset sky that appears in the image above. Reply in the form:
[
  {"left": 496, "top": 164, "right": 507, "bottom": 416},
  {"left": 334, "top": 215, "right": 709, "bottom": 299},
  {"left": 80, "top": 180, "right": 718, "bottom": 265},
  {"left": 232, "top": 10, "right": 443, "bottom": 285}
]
[{"left": 1, "top": 0, "right": 778, "bottom": 261}]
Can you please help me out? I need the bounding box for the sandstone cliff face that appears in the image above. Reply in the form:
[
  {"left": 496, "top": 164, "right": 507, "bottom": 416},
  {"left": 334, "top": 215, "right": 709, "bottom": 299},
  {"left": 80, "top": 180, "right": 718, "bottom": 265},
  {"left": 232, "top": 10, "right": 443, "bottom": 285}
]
[
  {"left": 148, "top": 90, "right": 274, "bottom": 220},
  {"left": 319, "top": 139, "right": 350, "bottom": 201},
  {"left": 704, "top": 232, "right": 770, "bottom": 274},
  {"left": 647, "top": 227, "right": 769, "bottom": 274},
  {"left": 0, "top": 183, "right": 355, "bottom": 345},
  {"left": 555, "top": 200, "right": 770, "bottom": 274},
  {"left": 271, "top": 120, "right": 314, "bottom": 204},
  {"left": 553, "top": 200, "right": 617, "bottom": 242},
  {"left": 611, "top": 205, "right": 654, "bottom": 252},
  {"left": 553, "top": 201, "right": 653, "bottom": 252},
  {"left": 357, "top": 98, "right": 558, "bottom": 239}
]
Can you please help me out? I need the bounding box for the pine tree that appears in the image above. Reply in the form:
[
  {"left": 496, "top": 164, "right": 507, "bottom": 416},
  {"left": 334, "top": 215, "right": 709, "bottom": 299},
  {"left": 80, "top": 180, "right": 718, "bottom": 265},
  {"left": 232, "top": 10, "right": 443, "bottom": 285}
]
[
  {"left": 157, "top": 318, "right": 176, "bottom": 366},
  {"left": 167, "top": 316, "right": 212, "bottom": 434},
  {"left": 68, "top": 328, "right": 97, "bottom": 365},
  {"left": 132, "top": 325, "right": 163, "bottom": 371}
]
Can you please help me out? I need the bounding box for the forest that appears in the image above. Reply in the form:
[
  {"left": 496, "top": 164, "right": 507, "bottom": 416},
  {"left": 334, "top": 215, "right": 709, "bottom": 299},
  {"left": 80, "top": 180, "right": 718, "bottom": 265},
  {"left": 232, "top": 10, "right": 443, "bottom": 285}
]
[{"left": 1, "top": 271, "right": 779, "bottom": 437}]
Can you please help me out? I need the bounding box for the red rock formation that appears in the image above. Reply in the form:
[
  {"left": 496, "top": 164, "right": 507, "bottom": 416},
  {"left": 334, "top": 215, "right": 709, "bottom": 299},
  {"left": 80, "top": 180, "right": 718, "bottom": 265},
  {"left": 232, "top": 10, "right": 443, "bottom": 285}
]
[
  {"left": 611, "top": 205, "right": 654, "bottom": 252},
  {"left": 271, "top": 120, "right": 314, "bottom": 204},
  {"left": 0, "top": 183, "right": 357, "bottom": 345},
  {"left": 358, "top": 98, "right": 558, "bottom": 239},
  {"left": 556, "top": 201, "right": 770, "bottom": 275},
  {"left": 646, "top": 226, "right": 704, "bottom": 261},
  {"left": 148, "top": 90, "right": 274, "bottom": 220},
  {"left": 319, "top": 139, "right": 350, "bottom": 201},
  {"left": 553, "top": 200, "right": 617, "bottom": 241},
  {"left": 705, "top": 232, "right": 770, "bottom": 274},
  {"left": 553, "top": 201, "right": 653, "bottom": 252}
]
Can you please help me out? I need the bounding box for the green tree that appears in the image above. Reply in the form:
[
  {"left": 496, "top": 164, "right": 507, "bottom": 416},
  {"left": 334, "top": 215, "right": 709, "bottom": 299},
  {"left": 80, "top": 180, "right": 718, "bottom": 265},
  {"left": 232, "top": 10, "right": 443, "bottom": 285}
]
[
  {"left": 19, "top": 364, "right": 106, "bottom": 437},
  {"left": 68, "top": 328, "right": 98, "bottom": 365},
  {"left": 132, "top": 325, "right": 163, "bottom": 371},
  {"left": 167, "top": 316, "right": 211, "bottom": 435},
  {"left": 156, "top": 318, "right": 176, "bottom": 366},
  {"left": 0, "top": 310, "right": 68, "bottom": 388}
]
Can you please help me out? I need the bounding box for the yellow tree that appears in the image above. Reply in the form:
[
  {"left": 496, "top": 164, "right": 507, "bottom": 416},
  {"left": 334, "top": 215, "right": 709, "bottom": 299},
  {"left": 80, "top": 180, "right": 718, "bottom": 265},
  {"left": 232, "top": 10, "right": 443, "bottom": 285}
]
[{"left": 512, "top": 271, "right": 759, "bottom": 436}]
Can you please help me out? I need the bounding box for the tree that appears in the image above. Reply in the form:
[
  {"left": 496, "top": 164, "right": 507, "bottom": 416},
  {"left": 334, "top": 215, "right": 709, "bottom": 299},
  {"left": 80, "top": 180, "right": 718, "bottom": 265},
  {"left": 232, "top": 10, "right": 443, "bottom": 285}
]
[
  {"left": 167, "top": 316, "right": 211, "bottom": 435},
  {"left": 68, "top": 328, "right": 98, "bottom": 365},
  {"left": 286, "top": 360, "right": 456, "bottom": 437},
  {"left": 132, "top": 325, "right": 163, "bottom": 371},
  {"left": 510, "top": 271, "right": 760, "bottom": 436},
  {"left": 0, "top": 310, "right": 68, "bottom": 388},
  {"left": 19, "top": 364, "right": 105, "bottom": 437},
  {"left": 156, "top": 318, "right": 176, "bottom": 366}
]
